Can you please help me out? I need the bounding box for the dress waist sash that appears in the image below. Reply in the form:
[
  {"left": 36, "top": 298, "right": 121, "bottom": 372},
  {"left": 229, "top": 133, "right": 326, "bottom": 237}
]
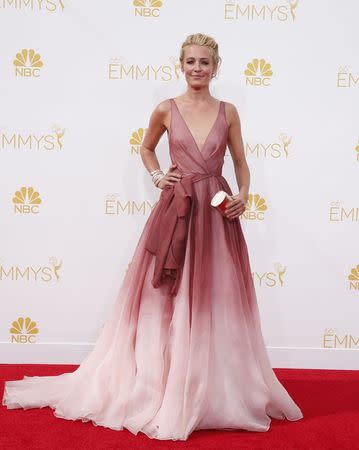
[{"left": 145, "top": 172, "right": 221, "bottom": 296}]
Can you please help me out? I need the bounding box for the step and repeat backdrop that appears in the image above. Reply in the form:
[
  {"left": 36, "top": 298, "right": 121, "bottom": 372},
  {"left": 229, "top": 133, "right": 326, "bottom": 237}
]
[{"left": 0, "top": 0, "right": 357, "bottom": 368}]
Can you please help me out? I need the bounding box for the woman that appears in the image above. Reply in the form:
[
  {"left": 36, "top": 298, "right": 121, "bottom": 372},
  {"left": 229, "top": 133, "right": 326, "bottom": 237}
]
[{"left": 2, "top": 33, "right": 303, "bottom": 441}]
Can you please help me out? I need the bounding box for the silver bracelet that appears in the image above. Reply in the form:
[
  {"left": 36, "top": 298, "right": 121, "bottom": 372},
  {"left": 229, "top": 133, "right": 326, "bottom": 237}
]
[
  {"left": 150, "top": 169, "right": 165, "bottom": 187},
  {"left": 150, "top": 169, "right": 162, "bottom": 176},
  {"left": 154, "top": 174, "right": 165, "bottom": 187}
]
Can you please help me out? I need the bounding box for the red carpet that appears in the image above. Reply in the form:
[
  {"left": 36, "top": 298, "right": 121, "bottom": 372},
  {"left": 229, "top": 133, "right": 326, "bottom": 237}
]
[{"left": 0, "top": 365, "right": 358, "bottom": 449}]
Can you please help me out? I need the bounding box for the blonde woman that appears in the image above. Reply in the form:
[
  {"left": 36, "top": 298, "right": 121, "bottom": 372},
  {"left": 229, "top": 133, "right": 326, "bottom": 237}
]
[{"left": 3, "top": 33, "right": 303, "bottom": 441}]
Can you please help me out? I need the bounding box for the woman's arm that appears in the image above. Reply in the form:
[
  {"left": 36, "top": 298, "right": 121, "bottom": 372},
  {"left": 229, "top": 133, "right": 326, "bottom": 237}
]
[
  {"left": 140, "top": 100, "right": 169, "bottom": 173},
  {"left": 224, "top": 102, "right": 250, "bottom": 219},
  {"left": 226, "top": 102, "right": 250, "bottom": 200},
  {"left": 140, "top": 100, "right": 182, "bottom": 188}
]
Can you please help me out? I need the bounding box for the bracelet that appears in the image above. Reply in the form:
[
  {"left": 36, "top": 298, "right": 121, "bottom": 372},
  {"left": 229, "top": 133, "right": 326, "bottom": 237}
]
[
  {"left": 154, "top": 174, "right": 165, "bottom": 187},
  {"left": 152, "top": 173, "right": 164, "bottom": 183},
  {"left": 150, "top": 169, "right": 162, "bottom": 176},
  {"left": 149, "top": 168, "right": 165, "bottom": 187}
]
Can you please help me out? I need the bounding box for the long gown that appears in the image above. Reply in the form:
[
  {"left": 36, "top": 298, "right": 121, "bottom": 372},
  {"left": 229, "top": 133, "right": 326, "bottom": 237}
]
[{"left": 2, "top": 98, "right": 304, "bottom": 441}]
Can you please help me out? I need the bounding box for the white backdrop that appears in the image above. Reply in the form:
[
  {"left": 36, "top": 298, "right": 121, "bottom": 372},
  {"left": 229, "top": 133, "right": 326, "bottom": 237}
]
[{"left": 0, "top": 0, "right": 358, "bottom": 369}]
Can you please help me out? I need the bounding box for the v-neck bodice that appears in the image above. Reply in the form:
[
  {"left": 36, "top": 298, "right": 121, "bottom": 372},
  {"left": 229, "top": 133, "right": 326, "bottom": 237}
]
[
  {"left": 171, "top": 98, "right": 222, "bottom": 154},
  {"left": 168, "top": 98, "right": 229, "bottom": 176}
]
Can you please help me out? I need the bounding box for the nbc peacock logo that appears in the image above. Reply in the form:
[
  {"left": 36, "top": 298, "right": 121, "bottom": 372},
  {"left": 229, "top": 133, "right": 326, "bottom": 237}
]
[
  {"left": 242, "top": 194, "right": 268, "bottom": 220},
  {"left": 133, "top": 0, "right": 163, "bottom": 17},
  {"left": 12, "top": 187, "right": 42, "bottom": 214},
  {"left": 244, "top": 58, "right": 273, "bottom": 86},
  {"left": 13, "top": 49, "right": 44, "bottom": 77},
  {"left": 10, "top": 317, "right": 39, "bottom": 344},
  {"left": 348, "top": 264, "right": 359, "bottom": 291},
  {"left": 224, "top": 0, "right": 299, "bottom": 22},
  {"left": 355, "top": 140, "right": 359, "bottom": 161},
  {"left": 130, "top": 127, "right": 147, "bottom": 154}
]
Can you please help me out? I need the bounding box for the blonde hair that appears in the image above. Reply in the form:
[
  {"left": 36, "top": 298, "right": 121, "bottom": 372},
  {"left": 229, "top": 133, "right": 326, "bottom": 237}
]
[{"left": 179, "top": 33, "right": 222, "bottom": 75}]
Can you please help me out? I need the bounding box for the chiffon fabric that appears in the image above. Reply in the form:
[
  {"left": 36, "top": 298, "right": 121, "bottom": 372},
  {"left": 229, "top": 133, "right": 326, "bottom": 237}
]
[{"left": 2, "top": 98, "right": 304, "bottom": 441}]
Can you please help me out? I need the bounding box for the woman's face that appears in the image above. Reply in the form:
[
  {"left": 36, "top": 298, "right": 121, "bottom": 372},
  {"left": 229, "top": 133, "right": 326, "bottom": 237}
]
[{"left": 181, "top": 45, "right": 217, "bottom": 87}]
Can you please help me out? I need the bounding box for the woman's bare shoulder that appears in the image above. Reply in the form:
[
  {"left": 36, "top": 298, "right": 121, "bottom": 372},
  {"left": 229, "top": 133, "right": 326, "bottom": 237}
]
[
  {"left": 152, "top": 99, "right": 171, "bottom": 116},
  {"left": 222, "top": 101, "right": 238, "bottom": 114},
  {"left": 223, "top": 101, "right": 240, "bottom": 126},
  {"left": 148, "top": 99, "right": 171, "bottom": 130},
  {"left": 151, "top": 99, "right": 171, "bottom": 130}
]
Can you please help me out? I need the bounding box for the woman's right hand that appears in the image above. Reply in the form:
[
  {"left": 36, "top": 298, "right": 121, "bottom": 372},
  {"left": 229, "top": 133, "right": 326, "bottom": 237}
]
[{"left": 157, "top": 163, "right": 182, "bottom": 189}]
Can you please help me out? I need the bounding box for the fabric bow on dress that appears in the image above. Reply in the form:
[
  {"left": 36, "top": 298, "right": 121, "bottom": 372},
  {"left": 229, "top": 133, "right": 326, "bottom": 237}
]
[{"left": 145, "top": 172, "right": 215, "bottom": 296}]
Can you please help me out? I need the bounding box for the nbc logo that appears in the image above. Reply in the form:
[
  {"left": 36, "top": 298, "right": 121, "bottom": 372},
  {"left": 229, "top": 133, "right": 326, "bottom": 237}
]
[
  {"left": 12, "top": 187, "right": 42, "bottom": 214},
  {"left": 348, "top": 264, "right": 359, "bottom": 290},
  {"left": 242, "top": 194, "right": 268, "bottom": 220},
  {"left": 13, "top": 49, "right": 44, "bottom": 77},
  {"left": 355, "top": 140, "right": 359, "bottom": 161},
  {"left": 133, "top": 0, "right": 163, "bottom": 17},
  {"left": 130, "top": 127, "right": 147, "bottom": 154},
  {"left": 244, "top": 58, "right": 273, "bottom": 86},
  {"left": 10, "top": 317, "right": 39, "bottom": 344}
]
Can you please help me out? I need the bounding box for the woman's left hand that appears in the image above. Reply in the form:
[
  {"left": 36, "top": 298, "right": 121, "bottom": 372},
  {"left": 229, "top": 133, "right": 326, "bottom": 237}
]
[{"left": 224, "top": 193, "right": 248, "bottom": 220}]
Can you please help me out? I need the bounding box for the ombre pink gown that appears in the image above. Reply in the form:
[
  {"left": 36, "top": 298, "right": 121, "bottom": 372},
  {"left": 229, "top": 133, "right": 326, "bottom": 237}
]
[{"left": 2, "top": 98, "right": 303, "bottom": 441}]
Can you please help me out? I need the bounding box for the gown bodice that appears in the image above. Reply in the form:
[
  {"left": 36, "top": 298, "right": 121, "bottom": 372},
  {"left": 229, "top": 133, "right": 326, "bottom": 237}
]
[{"left": 168, "top": 98, "right": 229, "bottom": 177}]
